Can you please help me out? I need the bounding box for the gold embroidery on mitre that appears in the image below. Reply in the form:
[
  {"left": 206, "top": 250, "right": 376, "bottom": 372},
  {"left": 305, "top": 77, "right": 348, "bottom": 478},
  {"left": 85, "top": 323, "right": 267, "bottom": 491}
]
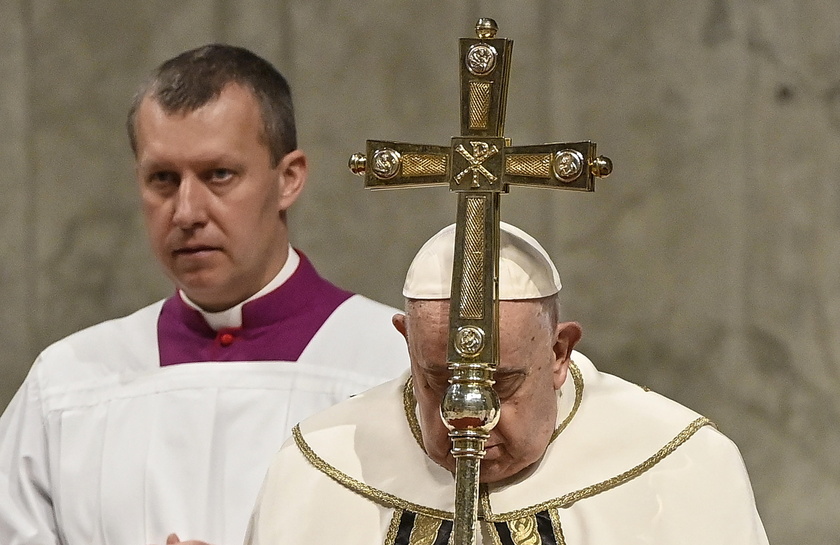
[
  {"left": 508, "top": 515, "right": 541, "bottom": 545},
  {"left": 409, "top": 514, "right": 443, "bottom": 545}
]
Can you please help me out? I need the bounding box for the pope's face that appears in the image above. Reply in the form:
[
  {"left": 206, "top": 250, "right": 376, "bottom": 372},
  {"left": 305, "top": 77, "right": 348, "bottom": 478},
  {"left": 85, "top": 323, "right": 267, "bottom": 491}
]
[
  {"left": 134, "top": 84, "right": 306, "bottom": 311},
  {"left": 395, "top": 299, "right": 581, "bottom": 484}
]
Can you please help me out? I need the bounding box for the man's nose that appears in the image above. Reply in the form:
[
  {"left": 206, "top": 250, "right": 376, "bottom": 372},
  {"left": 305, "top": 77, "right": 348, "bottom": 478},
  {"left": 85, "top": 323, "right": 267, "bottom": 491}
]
[{"left": 172, "top": 176, "right": 209, "bottom": 229}]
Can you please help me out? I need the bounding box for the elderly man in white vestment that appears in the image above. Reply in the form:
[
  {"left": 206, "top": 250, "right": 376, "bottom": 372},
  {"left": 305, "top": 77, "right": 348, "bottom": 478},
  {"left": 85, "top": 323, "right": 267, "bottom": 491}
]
[
  {"left": 245, "top": 222, "right": 769, "bottom": 545},
  {"left": 0, "top": 45, "right": 407, "bottom": 545}
]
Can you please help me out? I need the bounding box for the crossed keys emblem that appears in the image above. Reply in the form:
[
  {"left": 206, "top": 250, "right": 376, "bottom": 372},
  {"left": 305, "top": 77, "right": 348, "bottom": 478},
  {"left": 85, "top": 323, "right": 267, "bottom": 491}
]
[{"left": 455, "top": 141, "right": 499, "bottom": 187}]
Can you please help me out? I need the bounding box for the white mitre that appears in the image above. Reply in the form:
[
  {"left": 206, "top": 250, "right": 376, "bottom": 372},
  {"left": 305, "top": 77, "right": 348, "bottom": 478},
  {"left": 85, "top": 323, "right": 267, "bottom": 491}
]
[{"left": 402, "top": 222, "right": 562, "bottom": 300}]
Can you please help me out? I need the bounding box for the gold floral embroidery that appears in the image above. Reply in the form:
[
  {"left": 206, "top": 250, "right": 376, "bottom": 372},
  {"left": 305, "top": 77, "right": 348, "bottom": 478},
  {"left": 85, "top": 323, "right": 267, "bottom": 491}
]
[
  {"left": 508, "top": 515, "right": 541, "bottom": 545},
  {"left": 410, "top": 514, "right": 443, "bottom": 545}
]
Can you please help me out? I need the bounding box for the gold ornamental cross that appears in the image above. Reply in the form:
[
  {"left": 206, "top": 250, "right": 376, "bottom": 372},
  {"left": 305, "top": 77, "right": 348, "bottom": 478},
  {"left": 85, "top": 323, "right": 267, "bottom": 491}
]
[{"left": 349, "top": 18, "right": 612, "bottom": 545}]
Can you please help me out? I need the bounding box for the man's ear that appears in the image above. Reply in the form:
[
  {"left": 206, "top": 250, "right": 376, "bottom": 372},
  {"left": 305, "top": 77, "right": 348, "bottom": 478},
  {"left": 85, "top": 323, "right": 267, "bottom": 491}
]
[
  {"left": 277, "top": 149, "right": 308, "bottom": 211},
  {"left": 552, "top": 321, "right": 582, "bottom": 390},
  {"left": 392, "top": 313, "right": 409, "bottom": 343}
]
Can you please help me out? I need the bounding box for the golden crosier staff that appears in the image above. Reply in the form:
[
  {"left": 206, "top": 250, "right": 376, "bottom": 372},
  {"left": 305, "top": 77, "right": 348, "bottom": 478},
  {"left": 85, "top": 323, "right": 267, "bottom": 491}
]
[{"left": 350, "top": 19, "right": 612, "bottom": 544}]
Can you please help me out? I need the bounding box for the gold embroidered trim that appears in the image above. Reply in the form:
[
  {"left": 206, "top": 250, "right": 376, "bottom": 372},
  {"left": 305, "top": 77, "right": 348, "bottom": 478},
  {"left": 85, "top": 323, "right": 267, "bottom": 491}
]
[
  {"left": 548, "top": 508, "right": 566, "bottom": 545},
  {"left": 483, "top": 509, "right": 567, "bottom": 545},
  {"left": 411, "top": 513, "right": 444, "bottom": 545},
  {"left": 385, "top": 508, "right": 403, "bottom": 545},
  {"left": 549, "top": 361, "right": 584, "bottom": 444},
  {"left": 483, "top": 519, "right": 504, "bottom": 545},
  {"left": 484, "top": 416, "right": 713, "bottom": 521},
  {"left": 293, "top": 425, "right": 454, "bottom": 519},
  {"left": 508, "top": 513, "right": 540, "bottom": 545},
  {"left": 403, "top": 377, "right": 426, "bottom": 452},
  {"left": 296, "top": 370, "right": 713, "bottom": 526},
  {"left": 478, "top": 485, "right": 492, "bottom": 520}
]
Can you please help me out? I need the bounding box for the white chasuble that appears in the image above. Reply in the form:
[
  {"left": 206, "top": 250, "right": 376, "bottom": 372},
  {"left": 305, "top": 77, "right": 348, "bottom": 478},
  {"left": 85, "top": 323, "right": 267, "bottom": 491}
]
[{"left": 246, "top": 353, "right": 769, "bottom": 545}]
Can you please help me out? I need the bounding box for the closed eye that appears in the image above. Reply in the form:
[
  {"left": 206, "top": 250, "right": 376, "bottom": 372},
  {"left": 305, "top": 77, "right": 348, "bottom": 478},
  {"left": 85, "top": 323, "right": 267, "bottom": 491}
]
[
  {"left": 493, "top": 371, "right": 526, "bottom": 400},
  {"left": 418, "top": 368, "right": 451, "bottom": 396}
]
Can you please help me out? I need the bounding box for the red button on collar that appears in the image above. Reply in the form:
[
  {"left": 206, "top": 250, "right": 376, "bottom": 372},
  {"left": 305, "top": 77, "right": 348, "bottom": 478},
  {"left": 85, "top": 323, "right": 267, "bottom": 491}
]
[{"left": 219, "top": 332, "right": 235, "bottom": 347}]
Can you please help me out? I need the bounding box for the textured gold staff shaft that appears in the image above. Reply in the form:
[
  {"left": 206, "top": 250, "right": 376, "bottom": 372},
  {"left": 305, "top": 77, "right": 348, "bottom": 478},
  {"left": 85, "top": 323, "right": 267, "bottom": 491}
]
[{"left": 444, "top": 192, "right": 501, "bottom": 545}]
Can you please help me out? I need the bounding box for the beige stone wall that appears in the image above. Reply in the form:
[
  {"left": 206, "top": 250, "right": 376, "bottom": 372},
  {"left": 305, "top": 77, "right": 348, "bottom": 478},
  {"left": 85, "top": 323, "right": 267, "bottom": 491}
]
[{"left": 1, "top": 1, "right": 836, "bottom": 541}]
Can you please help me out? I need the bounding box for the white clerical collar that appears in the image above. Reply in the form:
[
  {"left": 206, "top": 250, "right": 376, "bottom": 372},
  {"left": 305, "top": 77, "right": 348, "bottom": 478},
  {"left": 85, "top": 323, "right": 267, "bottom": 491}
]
[{"left": 178, "top": 246, "right": 300, "bottom": 331}]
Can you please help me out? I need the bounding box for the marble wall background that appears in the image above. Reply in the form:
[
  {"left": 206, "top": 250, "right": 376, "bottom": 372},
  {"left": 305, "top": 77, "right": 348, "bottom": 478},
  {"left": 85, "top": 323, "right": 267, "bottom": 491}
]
[{"left": 1, "top": 1, "right": 837, "bottom": 542}]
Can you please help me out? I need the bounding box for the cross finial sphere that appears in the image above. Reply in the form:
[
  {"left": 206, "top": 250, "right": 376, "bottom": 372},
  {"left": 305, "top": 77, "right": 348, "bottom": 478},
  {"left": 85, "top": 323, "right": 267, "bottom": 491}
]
[{"left": 475, "top": 18, "right": 498, "bottom": 39}]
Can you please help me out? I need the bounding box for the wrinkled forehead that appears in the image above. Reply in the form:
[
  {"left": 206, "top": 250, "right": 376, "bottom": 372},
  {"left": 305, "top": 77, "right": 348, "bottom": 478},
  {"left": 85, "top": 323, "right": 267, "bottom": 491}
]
[{"left": 406, "top": 299, "right": 551, "bottom": 365}]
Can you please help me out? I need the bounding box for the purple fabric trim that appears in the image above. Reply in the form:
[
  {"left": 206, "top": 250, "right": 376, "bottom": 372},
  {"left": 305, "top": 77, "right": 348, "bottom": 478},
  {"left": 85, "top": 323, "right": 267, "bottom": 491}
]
[{"left": 157, "top": 252, "right": 353, "bottom": 366}]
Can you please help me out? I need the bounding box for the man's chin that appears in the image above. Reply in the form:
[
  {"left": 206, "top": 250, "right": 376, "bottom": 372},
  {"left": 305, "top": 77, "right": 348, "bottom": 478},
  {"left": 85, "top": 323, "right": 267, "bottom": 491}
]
[
  {"left": 478, "top": 461, "right": 513, "bottom": 484},
  {"left": 177, "top": 280, "right": 218, "bottom": 299},
  {"left": 175, "top": 278, "right": 237, "bottom": 311},
  {"left": 479, "top": 474, "right": 509, "bottom": 484}
]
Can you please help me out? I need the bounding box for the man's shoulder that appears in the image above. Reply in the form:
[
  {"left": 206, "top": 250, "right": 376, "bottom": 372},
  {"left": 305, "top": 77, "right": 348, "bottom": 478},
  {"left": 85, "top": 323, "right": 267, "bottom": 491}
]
[
  {"left": 301, "top": 372, "right": 405, "bottom": 424},
  {"left": 42, "top": 299, "right": 163, "bottom": 351},
  {"left": 34, "top": 300, "right": 165, "bottom": 384},
  {"left": 299, "top": 295, "right": 409, "bottom": 378},
  {"left": 281, "top": 372, "right": 414, "bottom": 474},
  {"left": 550, "top": 352, "right": 754, "bottom": 484},
  {"left": 574, "top": 352, "right": 705, "bottom": 422},
  {"left": 548, "top": 352, "right": 714, "bottom": 481},
  {"left": 336, "top": 294, "right": 402, "bottom": 321},
  {"left": 335, "top": 294, "right": 403, "bottom": 339}
]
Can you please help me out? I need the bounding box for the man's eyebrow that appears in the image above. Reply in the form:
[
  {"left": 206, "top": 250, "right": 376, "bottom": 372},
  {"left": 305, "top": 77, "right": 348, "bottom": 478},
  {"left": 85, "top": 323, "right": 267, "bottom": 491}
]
[{"left": 137, "top": 159, "right": 171, "bottom": 172}]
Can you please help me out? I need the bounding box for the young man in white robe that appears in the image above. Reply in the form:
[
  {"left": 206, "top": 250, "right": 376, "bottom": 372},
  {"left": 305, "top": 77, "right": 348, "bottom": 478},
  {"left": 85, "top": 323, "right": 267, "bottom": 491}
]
[
  {"left": 0, "top": 45, "right": 408, "bottom": 545},
  {"left": 245, "top": 222, "right": 769, "bottom": 545}
]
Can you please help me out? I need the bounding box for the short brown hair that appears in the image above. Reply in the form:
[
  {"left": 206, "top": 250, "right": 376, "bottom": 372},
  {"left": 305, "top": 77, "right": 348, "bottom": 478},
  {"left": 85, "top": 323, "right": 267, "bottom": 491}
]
[{"left": 126, "top": 44, "right": 296, "bottom": 166}]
